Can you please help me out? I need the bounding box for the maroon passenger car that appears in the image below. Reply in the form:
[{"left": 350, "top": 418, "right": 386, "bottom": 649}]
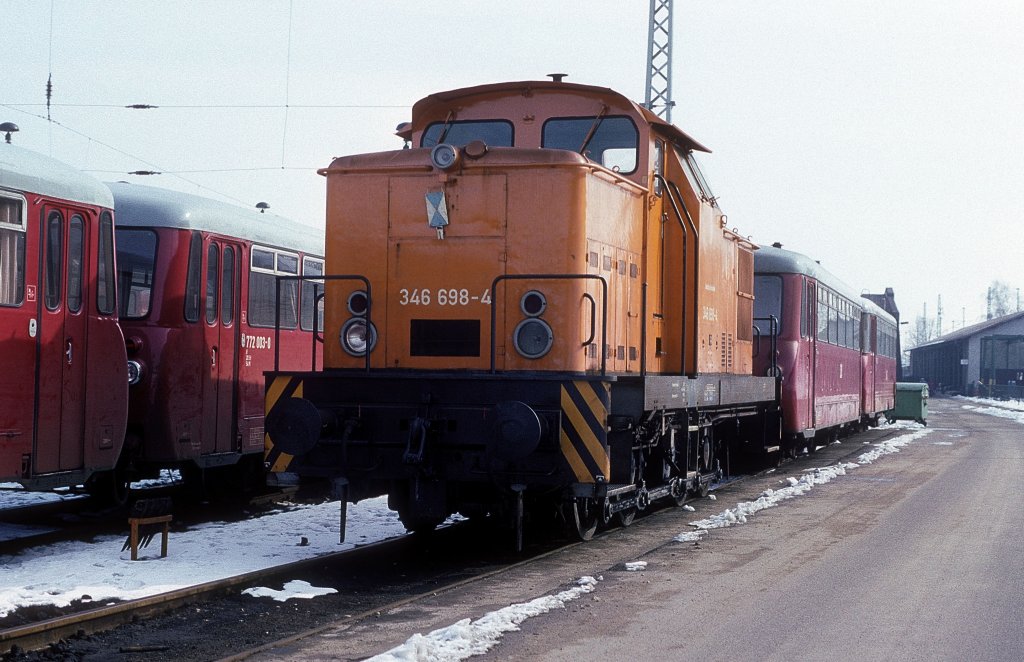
[
  {"left": 1, "top": 142, "right": 128, "bottom": 493},
  {"left": 109, "top": 182, "right": 324, "bottom": 493},
  {"left": 753, "top": 244, "right": 897, "bottom": 453}
]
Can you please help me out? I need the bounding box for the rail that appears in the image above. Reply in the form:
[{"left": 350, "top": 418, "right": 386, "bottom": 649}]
[{"left": 488, "top": 274, "right": 608, "bottom": 375}]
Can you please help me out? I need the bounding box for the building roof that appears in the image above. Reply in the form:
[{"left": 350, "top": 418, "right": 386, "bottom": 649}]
[{"left": 912, "top": 310, "right": 1024, "bottom": 350}]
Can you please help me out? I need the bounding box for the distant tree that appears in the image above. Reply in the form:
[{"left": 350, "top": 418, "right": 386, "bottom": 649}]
[
  {"left": 903, "top": 313, "right": 937, "bottom": 350},
  {"left": 987, "top": 280, "right": 1018, "bottom": 318}
]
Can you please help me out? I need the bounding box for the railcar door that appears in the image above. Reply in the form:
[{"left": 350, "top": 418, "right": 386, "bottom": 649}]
[
  {"left": 201, "top": 239, "right": 241, "bottom": 455},
  {"left": 0, "top": 192, "right": 34, "bottom": 480},
  {"left": 804, "top": 278, "right": 816, "bottom": 430},
  {"left": 34, "top": 208, "right": 87, "bottom": 474}
]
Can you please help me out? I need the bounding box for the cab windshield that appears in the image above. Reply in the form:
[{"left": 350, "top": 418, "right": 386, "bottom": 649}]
[
  {"left": 116, "top": 228, "right": 157, "bottom": 319},
  {"left": 421, "top": 120, "right": 514, "bottom": 147},
  {"left": 542, "top": 116, "right": 639, "bottom": 173}
]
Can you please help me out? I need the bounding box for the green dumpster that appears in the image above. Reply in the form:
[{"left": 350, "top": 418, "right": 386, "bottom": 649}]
[{"left": 892, "top": 383, "right": 928, "bottom": 425}]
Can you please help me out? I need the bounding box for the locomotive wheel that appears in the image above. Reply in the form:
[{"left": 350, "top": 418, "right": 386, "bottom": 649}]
[
  {"left": 616, "top": 507, "right": 637, "bottom": 527},
  {"left": 570, "top": 498, "right": 599, "bottom": 541},
  {"left": 690, "top": 477, "right": 710, "bottom": 498}
]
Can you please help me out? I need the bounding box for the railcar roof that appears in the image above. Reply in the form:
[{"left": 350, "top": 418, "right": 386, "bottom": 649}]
[
  {"left": 410, "top": 80, "right": 711, "bottom": 153},
  {"left": 756, "top": 245, "right": 896, "bottom": 324},
  {"left": 107, "top": 182, "right": 324, "bottom": 256},
  {"left": 0, "top": 143, "right": 114, "bottom": 208}
]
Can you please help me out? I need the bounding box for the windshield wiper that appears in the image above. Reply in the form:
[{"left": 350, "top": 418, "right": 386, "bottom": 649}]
[{"left": 577, "top": 105, "right": 609, "bottom": 156}]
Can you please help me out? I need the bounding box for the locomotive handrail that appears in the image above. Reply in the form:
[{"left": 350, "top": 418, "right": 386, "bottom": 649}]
[
  {"left": 488, "top": 274, "right": 608, "bottom": 376},
  {"left": 273, "top": 274, "right": 371, "bottom": 373},
  {"left": 582, "top": 293, "right": 597, "bottom": 346},
  {"left": 753, "top": 315, "right": 779, "bottom": 377}
]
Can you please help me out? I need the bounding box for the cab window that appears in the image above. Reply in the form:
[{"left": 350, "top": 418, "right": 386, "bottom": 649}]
[
  {"left": 0, "top": 194, "right": 26, "bottom": 306},
  {"left": 421, "top": 120, "right": 514, "bottom": 147},
  {"left": 542, "top": 116, "right": 639, "bottom": 173}
]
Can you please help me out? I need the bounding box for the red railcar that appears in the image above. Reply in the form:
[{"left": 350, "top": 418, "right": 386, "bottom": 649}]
[
  {"left": 108, "top": 182, "right": 324, "bottom": 492},
  {"left": 1, "top": 143, "right": 128, "bottom": 492},
  {"left": 753, "top": 244, "right": 896, "bottom": 452},
  {"left": 860, "top": 298, "right": 898, "bottom": 423}
]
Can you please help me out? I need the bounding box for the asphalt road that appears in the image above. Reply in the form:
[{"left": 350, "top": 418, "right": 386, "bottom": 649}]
[{"left": 251, "top": 398, "right": 1024, "bottom": 661}]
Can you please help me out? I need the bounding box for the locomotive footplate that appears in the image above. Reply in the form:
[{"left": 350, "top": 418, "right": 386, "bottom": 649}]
[{"left": 264, "top": 371, "right": 613, "bottom": 501}]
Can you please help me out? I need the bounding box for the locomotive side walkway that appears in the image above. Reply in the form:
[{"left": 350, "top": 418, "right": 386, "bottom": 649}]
[{"left": 245, "top": 398, "right": 1024, "bottom": 661}]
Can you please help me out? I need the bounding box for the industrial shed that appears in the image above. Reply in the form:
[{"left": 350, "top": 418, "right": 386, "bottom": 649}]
[{"left": 908, "top": 311, "right": 1024, "bottom": 397}]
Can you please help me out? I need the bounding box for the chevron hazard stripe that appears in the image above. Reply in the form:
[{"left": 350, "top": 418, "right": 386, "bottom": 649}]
[
  {"left": 264, "top": 375, "right": 304, "bottom": 472},
  {"left": 559, "top": 380, "right": 610, "bottom": 483}
]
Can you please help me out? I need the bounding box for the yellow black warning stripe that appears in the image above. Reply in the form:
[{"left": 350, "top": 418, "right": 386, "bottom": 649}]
[
  {"left": 559, "top": 380, "right": 610, "bottom": 483},
  {"left": 264, "top": 375, "right": 304, "bottom": 473}
]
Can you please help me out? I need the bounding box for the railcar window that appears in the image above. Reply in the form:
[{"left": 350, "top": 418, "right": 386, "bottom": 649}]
[
  {"left": 542, "top": 116, "right": 639, "bottom": 174},
  {"left": 205, "top": 243, "right": 219, "bottom": 324},
  {"left": 184, "top": 232, "right": 203, "bottom": 322},
  {"left": 800, "top": 280, "right": 809, "bottom": 338},
  {"left": 97, "top": 212, "right": 116, "bottom": 315},
  {"left": 115, "top": 229, "right": 157, "bottom": 319},
  {"left": 0, "top": 195, "right": 26, "bottom": 306},
  {"left": 421, "top": 120, "right": 514, "bottom": 148},
  {"left": 817, "top": 288, "right": 828, "bottom": 342},
  {"left": 753, "top": 275, "right": 783, "bottom": 335},
  {"left": 67, "top": 217, "right": 84, "bottom": 314},
  {"left": 44, "top": 212, "right": 63, "bottom": 311},
  {"left": 248, "top": 246, "right": 298, "bottom": 329},
  {"left": 221, "top": 246, "right": 235, "bottom": 325},
  {"left": 300, "top": 257, "right": 324, "bottom": 332}
]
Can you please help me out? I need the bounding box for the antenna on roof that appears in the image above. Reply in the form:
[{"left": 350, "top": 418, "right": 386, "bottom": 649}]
[
  {"left": 256, "top": 202, "right": 270, "bottom": 213},
  {"left": 1, "top": 122, "right": 18, "bottom": 144},
  {"left": 547, "top": 73, "right": 567, "bottom": 82}
]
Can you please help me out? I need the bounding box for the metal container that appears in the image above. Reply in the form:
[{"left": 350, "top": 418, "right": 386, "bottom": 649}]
[{"left": 893, "top": 383, "right": 929, "bottom": 425}]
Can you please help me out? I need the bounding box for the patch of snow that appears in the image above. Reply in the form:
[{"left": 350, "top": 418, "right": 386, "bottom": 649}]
[
  {"left": 623, "top": 561, "right": 647, "bottom": 572},
  {"left": 365, "top": 577, "right": 599, "bottom": 662},
  {"left": 242, "top": 579, "right": 337, "bottom": 602}
]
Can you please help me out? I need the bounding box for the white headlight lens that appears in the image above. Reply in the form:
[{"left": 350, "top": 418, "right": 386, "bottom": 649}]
[
  {"left": 513, "top": 318, "right": 553, "bottom": 359},
  {"left": 340, "top": 318, "right": 377, "bottom": 356},
  {"left": 127, "top": 360, "right": 143, "bottom": 385}
]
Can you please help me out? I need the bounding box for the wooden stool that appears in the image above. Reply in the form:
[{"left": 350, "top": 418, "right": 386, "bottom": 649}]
[{"left": 127, "top": 515, "right": 172, "bottom": 560}]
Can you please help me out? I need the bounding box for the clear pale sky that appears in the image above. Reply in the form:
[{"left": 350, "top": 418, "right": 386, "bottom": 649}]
[{"left": 3, "top": 1, "right": 1021, "bottom": 341}]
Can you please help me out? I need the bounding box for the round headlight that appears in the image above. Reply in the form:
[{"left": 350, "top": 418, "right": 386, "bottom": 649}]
[
  {"left": 520, "top": 290, "right": 547, "bottom": 317},
  {"left": 430, "top": 143, "right": 460, "bottom": 171},
  {"left": 340, "top": 318, "right": 378, "bottom": 356},
  {"left": 766, "top": 365, "right": 783, "bottom": 378},
  {"left": 347, "top": 290, "right": 369, "bottom": 316},
  {"left": 127, "top": 360, "right": 143, "bottom": 385},
  {"left": 513, "top": 318, "right": 554, "bottom": 359}
]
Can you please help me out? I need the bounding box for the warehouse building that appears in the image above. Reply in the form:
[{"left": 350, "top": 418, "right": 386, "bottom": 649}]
[{"left": 908, "top": 311, "right": 1024, "bottom": 397}]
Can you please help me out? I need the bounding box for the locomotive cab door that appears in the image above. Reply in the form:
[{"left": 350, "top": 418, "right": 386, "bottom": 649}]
[
  {"left": 34, "top": 208, "right": 87, "bottom": 474},
  {"left": 201, "top": 239, "right": 241, "bottom": 456}
]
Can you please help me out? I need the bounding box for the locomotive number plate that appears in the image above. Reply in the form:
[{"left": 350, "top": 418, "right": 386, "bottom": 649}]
[{"left": 398, "top": 288, "right": 492, "bottom": 306}]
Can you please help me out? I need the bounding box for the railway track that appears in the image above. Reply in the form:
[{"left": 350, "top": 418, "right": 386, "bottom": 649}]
[{"left": 1, "top": 426, "right": 904, "bottom": 659}]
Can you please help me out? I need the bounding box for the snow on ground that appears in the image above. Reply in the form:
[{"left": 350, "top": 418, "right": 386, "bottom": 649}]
[
  {"left": 0, "top": 497, "right": 406, "bottom": 618},
  {"left": 365, "top": 576, "right": 599, "bottom": 662},
  {"left": 242, "top": 580, "right": 338, "bottom": 602},
  {"left": 0, "top": 484, "right": 83, "bottom": 508},
  {"left": 957, "top": 396, "right": 1024, "bottom": 425}
]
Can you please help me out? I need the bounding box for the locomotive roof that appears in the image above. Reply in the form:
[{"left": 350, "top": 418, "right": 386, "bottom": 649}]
[
  {"left": 107, "top": 181, "right": 324, "bottom": 256},
  {"left": 0, "top": 142, "right": 114, "bottom": 208},
  {"left": 756, "top": 245, "right": 897, "bottom": 325},
  {"left": 409, "top": 80, "right": 712, "bottom": 153}
]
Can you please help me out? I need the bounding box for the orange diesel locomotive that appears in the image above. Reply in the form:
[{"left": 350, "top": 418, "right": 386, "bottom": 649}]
[{"left": 264, "top": 78, "right": 779, "bottom": 544}]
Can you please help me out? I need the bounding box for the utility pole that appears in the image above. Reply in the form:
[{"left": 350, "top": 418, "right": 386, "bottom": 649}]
[{"left": 645, "top": 0, "right": 674, "bottom": 121}]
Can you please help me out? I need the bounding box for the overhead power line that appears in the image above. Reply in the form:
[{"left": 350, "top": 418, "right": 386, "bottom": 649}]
[{"left": 2, "top": 102, "right": 406, "bottom": 109}]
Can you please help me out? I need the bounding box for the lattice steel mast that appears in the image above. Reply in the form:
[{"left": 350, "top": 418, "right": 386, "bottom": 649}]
[{"left": 645, "top": 0, "right": 674, "bottom": 121}]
